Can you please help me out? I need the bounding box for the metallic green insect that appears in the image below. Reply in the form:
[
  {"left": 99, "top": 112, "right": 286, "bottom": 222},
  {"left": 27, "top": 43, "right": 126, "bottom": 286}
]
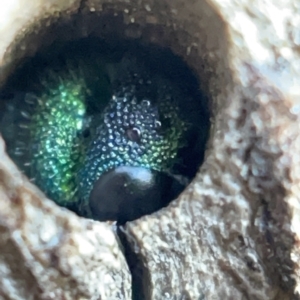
[{"left": 2, "top": 54, "right": 192, "bottom": 223}]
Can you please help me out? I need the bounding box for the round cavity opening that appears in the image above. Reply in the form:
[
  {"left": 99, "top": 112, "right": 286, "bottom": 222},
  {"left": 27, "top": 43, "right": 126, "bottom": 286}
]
[{"left": 0, "top": 11, "right": 210, "bottom": 224}]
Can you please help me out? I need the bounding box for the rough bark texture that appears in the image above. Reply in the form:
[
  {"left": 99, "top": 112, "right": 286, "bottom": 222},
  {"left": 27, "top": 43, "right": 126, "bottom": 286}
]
[
  {"left": 0, "top": 0, "right": 300, "bottom": 299},
  {"left": 0, "top": 138, "right": 131, "bottom": 299}
]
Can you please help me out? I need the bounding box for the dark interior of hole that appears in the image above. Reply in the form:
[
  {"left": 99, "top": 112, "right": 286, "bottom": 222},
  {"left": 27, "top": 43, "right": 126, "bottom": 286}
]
[
  {"left": 0, "top": 36, "right": 210, "bottom": 224},
  {"left": 117, "top": 226, "right": 150, "bottom": 300}
]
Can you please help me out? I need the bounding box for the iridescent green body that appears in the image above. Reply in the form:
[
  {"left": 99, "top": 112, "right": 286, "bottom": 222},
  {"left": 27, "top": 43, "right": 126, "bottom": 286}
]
[
  {"left": 21, "top": 56, "right": 189, "bottom": 212},
  {"left": 30, "top": 73, "right": 87, "bottom": 204}
]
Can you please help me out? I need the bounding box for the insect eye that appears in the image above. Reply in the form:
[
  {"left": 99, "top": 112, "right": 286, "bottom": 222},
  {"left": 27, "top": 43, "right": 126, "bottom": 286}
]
[
  {"left": 126, "top": 127, "right": 141, "bottom": 143},
  {"left": 89, "top": 166, "right": 184, "bottom": 224}
]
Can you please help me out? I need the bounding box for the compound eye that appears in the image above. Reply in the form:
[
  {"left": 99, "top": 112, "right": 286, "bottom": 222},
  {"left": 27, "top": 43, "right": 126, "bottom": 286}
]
[{"left": 89, "top": 165, "right": 185, "bottom": 224}]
